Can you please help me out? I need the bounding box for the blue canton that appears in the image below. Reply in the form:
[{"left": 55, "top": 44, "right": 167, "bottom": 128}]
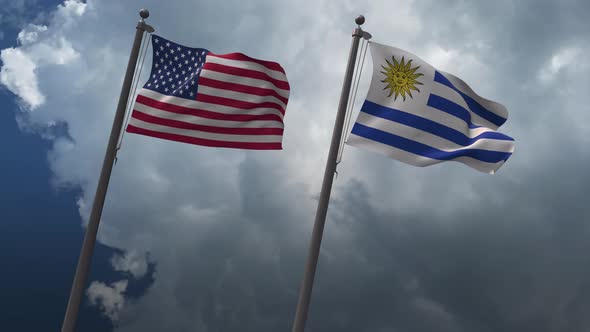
[{"left": 144, "top": 35, "right": 209, "bottom": 100}]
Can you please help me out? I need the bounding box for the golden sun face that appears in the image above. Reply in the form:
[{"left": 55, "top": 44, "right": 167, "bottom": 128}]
[{"left": 380, "top": 56, "right": 423, "bottom": 101}]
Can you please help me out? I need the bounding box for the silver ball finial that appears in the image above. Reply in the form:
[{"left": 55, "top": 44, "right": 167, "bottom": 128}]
[
  {"left": 139, "top": 9, "right": 149, "bottom": 19},
  {"left": 355, "top": 15, "right": 365, "bottom": 25}
]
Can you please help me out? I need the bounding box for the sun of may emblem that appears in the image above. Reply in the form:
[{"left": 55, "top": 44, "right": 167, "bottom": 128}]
[{"left": 380, "top": 55, "right": 423, "bottom": 101}]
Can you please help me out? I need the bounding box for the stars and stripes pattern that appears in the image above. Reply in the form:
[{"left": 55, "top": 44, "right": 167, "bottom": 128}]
[{"left": 126, "top": 34, "right": 290, "bottom": 150}]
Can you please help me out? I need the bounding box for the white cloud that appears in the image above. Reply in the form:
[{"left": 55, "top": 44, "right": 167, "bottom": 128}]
[
  {"left": 0, "top": 47, "right": 44, "bottom": 108},
  {"left": 60, "top": 0, "right": 87, "bottom": 17},
  {"left": 0, "top": 1, "right": 84, "bottom": 110},
  {"left": 538, "top": 46, "right": 580, "bottom": 83},
  {"left": 17, "top": 25, "right": 48, "bottom": 44},
  {"left": 87, "top": 280, "right": 128, "bottom": 321},
  {"left": 111, "top": 251, "right": 149, "bottom": 279}
]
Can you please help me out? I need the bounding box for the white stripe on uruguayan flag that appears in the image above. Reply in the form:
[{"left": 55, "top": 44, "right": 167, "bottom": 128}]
[
  {"left": 347, "top": 41, "right": 515, "bottom": 174},
  {"left": 354, "top": 112, "right": 513, "bottom": 153},
  {"left": 348, "top": 133, "right": 509, "bottom": 174}
]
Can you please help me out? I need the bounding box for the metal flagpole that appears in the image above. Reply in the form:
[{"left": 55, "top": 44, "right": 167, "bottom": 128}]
[
  {"left": 292, "top": 15, "right": 366, "bottom": 332},
  {"left": 61, "top": 9, "right": 155, "bottom": 332}
]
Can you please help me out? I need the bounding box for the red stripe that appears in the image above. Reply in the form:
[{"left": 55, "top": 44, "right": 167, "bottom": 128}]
[
  {"left": 126, "top": 124, "right": 282, "bottom": 150},
  {"left": 131, "top": 110, "right": 284, "bottom": 136},
  {"left": 202, "top": 63, "right": 290, "bottom": 91},
  {"left": 136, "top": 94, "right": 284, "bottom": 123},
  {"left": 199, "top": 77, "right": 289, "bottom": 105},
  {"left": 196, "top": 93, "right": 285, "bottom": 114},
  {"left": 208, "top": 52, "right": 286, "bottom": 75}
]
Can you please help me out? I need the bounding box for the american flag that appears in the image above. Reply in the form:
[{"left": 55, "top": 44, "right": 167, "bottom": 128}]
[{"left": 126, "top": 35, "right": 290, "bottom": 150}]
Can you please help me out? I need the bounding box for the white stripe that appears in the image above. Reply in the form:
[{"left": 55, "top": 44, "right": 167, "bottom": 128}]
[
  {"left": 128, "top": 117, "right": 283, "bottom": 143},
  {"left": 346, "top": 134, "right": 505, "bottom": 174},
  {"left": 205, "top": 55, "right": 288, "bottom": 82},
  {"left": 431, "top": 82, "right": 499, "bottom": 130},
  {"left": 137, "top": 89, "right": 285, "bottom": 120},
  {"left": 196, "top": 85, "right": 287, "bottom": 110},
  {"left": 393, "top": 98, "right": 492, "bottom": 136},
  {"left": 134, "top": 103, "right": 284, "bottom": 128},
  {"left": 200, "top": 70, "right": 290, "bottom": 98},
  {"left": 439, "top": 70, "right": 508, "bottom": 120},
  {"left": 354, "top": 112, "right": 515, "bottom": 153}
]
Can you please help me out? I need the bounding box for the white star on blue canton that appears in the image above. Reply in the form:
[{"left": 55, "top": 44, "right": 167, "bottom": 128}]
[{"left": 145, "top": 37, "right": 209, "bottom": 101}]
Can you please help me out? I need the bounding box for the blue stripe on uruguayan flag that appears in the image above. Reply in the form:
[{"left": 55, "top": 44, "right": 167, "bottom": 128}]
[
  {"left": 352, "top": 123, "right": 512, "bottom": 163},
  {"left": 433, "top": 71, "right": 507, "bottom": 129},
  {"left": 347, "top": 42, "right": 515, "bottom": 174},
  {"left": 357, "top": 101, "right": 514, "bottom": 147},
  {"left": 427, "top": 95, "right": 481, "bottom": 130}
]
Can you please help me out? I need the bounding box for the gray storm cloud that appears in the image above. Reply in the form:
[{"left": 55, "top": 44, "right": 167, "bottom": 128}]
[{"left": 2, "top": 0, "right": 590, "bottom": 331}]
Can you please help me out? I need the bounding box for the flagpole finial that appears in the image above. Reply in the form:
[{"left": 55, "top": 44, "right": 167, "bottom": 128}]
[
  {"left": 137, "top": 9, "right": 155, "bottom": 33},
  {"left": 139, "top": 9, "right": 149, "bottom": 20},
  {"left": 355, "top": 15, "right": 365, "bottom": 26}
]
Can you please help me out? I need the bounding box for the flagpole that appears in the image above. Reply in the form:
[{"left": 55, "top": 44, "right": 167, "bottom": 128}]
[
  {"left": 60, "top": 9, "right": 154, "bottom": 332},
  {"left": 292, "top": 15, "right": 366, "bottom": 332}
]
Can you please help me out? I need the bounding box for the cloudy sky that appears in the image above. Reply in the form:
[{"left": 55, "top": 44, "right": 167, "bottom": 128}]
[{"left": 2, "top": 0, "right": 590, "bottom": 331}]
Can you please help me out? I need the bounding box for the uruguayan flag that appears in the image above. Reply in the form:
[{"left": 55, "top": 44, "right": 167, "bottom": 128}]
[{"left": 347, "top": 42, "right": 515, "bottom": 174}]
